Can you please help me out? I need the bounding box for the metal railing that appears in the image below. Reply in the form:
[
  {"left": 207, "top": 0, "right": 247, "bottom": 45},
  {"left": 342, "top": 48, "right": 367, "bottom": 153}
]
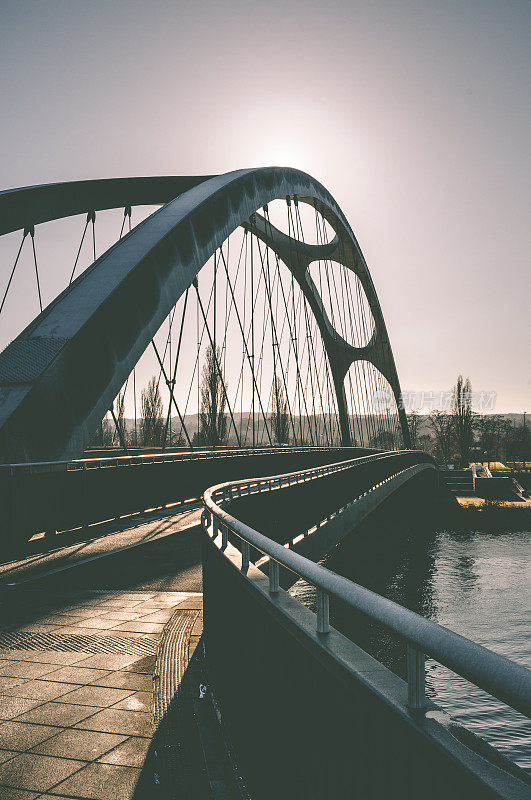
[
  {"left": 0, "top": 444, "right": 364, "bottom": 474},
  {"left": 203, "top": 452, "right": 531, "bottom": 719}
]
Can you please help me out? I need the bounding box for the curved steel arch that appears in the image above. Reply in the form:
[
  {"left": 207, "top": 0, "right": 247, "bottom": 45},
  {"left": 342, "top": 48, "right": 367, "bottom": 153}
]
[
  {"left": 0, "top": 175, "right": 212, "bottom": 236},
  {"left": 0, "top": 168, "right": 409, "bottom": 462}
]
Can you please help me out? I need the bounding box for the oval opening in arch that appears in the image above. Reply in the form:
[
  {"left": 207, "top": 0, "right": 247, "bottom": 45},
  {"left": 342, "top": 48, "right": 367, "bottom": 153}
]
[
  {"left": 262, "top": 198, "right": 335, "bottom": 246},
  {"left": 307, "top": 260, "right": 375, "bottom": 348},
  {"left": 344, "top": 360, "right": 403, "bottom": 449}
]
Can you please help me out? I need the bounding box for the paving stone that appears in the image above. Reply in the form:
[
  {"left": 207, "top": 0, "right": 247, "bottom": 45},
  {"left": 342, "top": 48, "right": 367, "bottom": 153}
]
[
  {"left": 135, "top": 610, "right": 174, "bottom": 623},
  {"left": 122, "top": 656, "right": 156, "bottom": 675},
  {"left": 110, "top": 692, "right": 151, "bottom": 713},
  {"left": 52, "top": 762, "right": 141, "bottom": 800},
  {"left": 0, "top": 788, "right": 39, "bottom": 799},
  {"left": 91, "top": 672, "right": 151, "bottom": 692},
  {"left": 75, "top": 655, "right": 139, "bottom": 671},
  {"left": 50, "top": 627, "right": 108, "bottom": 637},
  {"left": 75, "top": 709, "right": 152, "bottom": 737},
  {"left": 0, "top": 721, "right": 62, "bottom": 751},
  {"left": 0, "top": 662, "right": 58, "bottom": 680},
  {"left": 0, "top": 752, "right": 85, "bottom": 791},
  {"left": 95, "top": 612, "right": 142, "bottom": 622},
  {"left": 34, "top": 616, "right": 87, "bottom": 626},
  {"left": 153, "top": 593, "right": 192, "bottom": 604},
  {"left": 0, "top": 651, "right": 89, "bottom": 666},
  {"left": 116, "top": 594, "right": 155, "bottom": 601},
  {"left": 30, "top": 729, "right": 128, "bottom": 761},
  {"left": 0, "top": 749, "right": 18, "bottom": 764},
  {"left": 0, "top": 678, "right": 29, "bottom": 692},
  {"left": 113, "top": 622, "right": 164, "bottom": 634},
  {"left": 14, "top": 702, "right": 100, "bottom": 727},
  {"left": 0, "top": 682, "right": 82, "bottom": 701},
  {"left": 97, "top": 736, "right": 151, "bottom": 767},
  {"left": 122, "top": 605, "right": 163, "bottom": 614},
  {"left": 59, "top": 686, "right": 134, "bottom": 708},
  {"left": 49, "top": 611, "right": 94, "bottom": 619},
  {"left": 0, "top": 697, "right": 45, "bottom": 720},
  {"left": 174, "top": 596, "right": 203, "bottom": 610},
  {"left": 42, "top": 667, "right": 111, "bottom": 685},
  {"left": 76, "top": 619, "right": 120, "bottom": 631}
]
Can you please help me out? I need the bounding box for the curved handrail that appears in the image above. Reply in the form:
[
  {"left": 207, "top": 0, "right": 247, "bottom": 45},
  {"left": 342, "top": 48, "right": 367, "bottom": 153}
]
[
  {"left": 203, "top": 452, "right": 531, "bottom": 720},
  {"left": 0, "top": 444, "right": 370, "bottom": 473}
]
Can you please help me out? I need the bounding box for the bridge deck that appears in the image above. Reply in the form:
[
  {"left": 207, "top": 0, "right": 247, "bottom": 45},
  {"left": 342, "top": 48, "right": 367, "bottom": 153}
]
[{"left": 0, "top": 510, "right": 205, "bottom": 799}]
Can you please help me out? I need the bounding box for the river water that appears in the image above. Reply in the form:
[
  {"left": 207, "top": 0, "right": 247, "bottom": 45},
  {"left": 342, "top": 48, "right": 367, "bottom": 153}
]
[{"left": 291, "top": 520, "right": 531, "bottom": 772}]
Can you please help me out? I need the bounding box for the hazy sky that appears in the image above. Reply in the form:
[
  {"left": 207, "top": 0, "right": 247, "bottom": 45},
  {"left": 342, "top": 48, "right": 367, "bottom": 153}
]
[{"left": 0, "top": 0, "right": 529, "bottom": 413}]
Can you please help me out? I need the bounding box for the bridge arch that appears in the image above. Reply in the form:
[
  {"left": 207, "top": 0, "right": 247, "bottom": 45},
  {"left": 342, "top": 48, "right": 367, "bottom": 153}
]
[{"left": 0, "top": 168, "right": 409, "bottom": 462}]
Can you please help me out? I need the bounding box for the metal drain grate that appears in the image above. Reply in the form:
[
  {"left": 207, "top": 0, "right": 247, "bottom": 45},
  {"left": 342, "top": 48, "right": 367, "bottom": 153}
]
[{"left": 0, "top": 630, "right": 157, "bottom": 656}]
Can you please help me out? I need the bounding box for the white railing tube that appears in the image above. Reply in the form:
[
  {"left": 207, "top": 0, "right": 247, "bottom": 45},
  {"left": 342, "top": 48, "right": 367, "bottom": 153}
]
[
  {"left": 241, "top": 540, "right": 250, "bottom": 573},
  {"left": 269, "top": 562, "right": 280, "bottom": 594},
  {"left": 316, "top": 589, "right": 330, "bottom": 634},
  {"left": 407, "top": 644, "right": 426, "bottom": 710}
]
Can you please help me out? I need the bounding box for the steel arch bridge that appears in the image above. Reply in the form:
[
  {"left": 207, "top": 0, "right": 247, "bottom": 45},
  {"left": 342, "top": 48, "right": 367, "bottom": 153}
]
[{"left": 0, "top": 168, "right": 409, "bottom": 463}]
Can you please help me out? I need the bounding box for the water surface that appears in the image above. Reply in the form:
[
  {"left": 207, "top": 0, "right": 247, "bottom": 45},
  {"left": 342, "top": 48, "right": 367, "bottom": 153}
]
[{"left": 291, "top": 522, "right": 531, "bottom": 771}]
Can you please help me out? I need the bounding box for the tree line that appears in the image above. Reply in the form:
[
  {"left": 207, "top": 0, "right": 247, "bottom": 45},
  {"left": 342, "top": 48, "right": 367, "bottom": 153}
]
[
  {"left": 90, "top": 343, "right": 291, "bottom": 450},
  {"left": 408, "top": 375, "right": 529, "bottom": 468}
]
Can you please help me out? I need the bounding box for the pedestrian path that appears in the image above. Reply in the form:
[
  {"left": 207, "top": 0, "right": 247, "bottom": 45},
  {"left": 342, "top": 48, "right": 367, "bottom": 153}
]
[
  {"left": 0, "top": 587, "right": 203, "bottom": 798},
  {"left": 0, "top": 505, "right": 202, "bottom": 589}
]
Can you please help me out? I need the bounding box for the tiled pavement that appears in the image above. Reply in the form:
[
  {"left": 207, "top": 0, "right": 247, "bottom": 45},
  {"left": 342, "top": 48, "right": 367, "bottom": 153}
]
[{"left": 0, "top": 589, "right": 203, "bottom": 799}]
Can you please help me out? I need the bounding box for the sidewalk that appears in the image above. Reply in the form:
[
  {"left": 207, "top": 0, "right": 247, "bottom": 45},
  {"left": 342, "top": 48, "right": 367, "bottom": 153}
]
[
  {"left": 0, "top": 587, "right": 203, "bottom": 799},
  {"left": 0, "top": 501, "right": 206, "bottom": 800}
]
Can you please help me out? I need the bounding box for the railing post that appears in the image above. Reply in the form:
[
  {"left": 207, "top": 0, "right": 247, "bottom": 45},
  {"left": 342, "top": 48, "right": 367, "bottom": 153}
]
[
  {"left": 221, "top": 524, "right": 228, "bottom": 550},
  {"left": 316, "top": 589, "right": 330, "bottom": 633},
  {"left": 407, "top": 644, "right": 426, "bottom": 710},
  {"left": 82, "top": 462, "right": 89, "bottom": 532},
  {"left": 269, "top": 561, "right": 279, "bottom": 593},
  {"left": 241, "top": 540, "right": 250, "bottom": 573}
]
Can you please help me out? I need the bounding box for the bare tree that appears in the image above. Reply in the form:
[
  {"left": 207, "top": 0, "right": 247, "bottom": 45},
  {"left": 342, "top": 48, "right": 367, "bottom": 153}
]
[
  {"left": 168, "top": 426, "right": 185, "bottom": 448},
  {"left": 428, "top": 410, "right": 454, "bottom": 463},
  {"left": 88, "top": 416, "right": 113, "bottom": 448},
  {"left": 475, "top": 414, "right": 512, "bottom": 466},
  {"left": 407, "top": 411, "right": 421, "bottom": 449},
  {"left": 506, "top": 419, "right": 530, "bottom": 470},
  {"left": 140, "top": 376, "right": 165, "bottom": 447},
  {"left": 198, "top": 344, "right": 228, "bottom": 447},
  {"left": 369, "top": 429, "right": 397, "bottom": 450},
  {"left": 453, "top": 375, "right": 474, "bottom": 467},
  {"left": 271, "top": 375, "right": 290, "bottom": 444},
  {"left": 418, "top": 433, "right": 434, "bottom": 453},
  {"left": 111, "top": 389, "right": 128, "bottom": 449},
  {"left": 520, "top": 419, "right": 530, "bottom": 469}
]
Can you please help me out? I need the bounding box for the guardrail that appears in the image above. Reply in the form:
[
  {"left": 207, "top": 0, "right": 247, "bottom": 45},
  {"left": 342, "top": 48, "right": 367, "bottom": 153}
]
[
  {"left": 0, "top": 445, "right": 359, "bottom": 474},
  {"left": 0, "top": 445, "right": 374, "bottom": 551},
  {"left": 203, "top": 451, "right": 530, "bottom": 720}
]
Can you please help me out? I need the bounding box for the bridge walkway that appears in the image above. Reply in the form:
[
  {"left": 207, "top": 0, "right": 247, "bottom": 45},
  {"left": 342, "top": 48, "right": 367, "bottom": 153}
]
[{"left": 0, "top": 508, "right": 207, "bottom": 800}]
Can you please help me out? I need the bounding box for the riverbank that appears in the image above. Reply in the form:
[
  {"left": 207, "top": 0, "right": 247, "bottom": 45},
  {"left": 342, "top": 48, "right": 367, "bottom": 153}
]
[
  {"left": 449, "top": 496, "right": 531, "bottom": 529},
  {"left": 456, "top": 496, "right": 531, "bottom": 509}
]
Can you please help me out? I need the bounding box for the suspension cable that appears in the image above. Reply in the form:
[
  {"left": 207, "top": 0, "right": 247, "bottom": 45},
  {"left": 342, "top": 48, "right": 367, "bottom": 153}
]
[
  {"left": 151, "top": 338, "right": 194, "bottom": 449},
  {"left": 162, "top": 288, "right": 191, "bottom": 450},
  {"left": 30, "top": 227, "right": 43, "bottom": 313},
  {"left": 69, "top": 216, "right": 90, "bottom": 284},
  {"left": 0, "top": 229, "right": 27, "bottom": 315}
]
